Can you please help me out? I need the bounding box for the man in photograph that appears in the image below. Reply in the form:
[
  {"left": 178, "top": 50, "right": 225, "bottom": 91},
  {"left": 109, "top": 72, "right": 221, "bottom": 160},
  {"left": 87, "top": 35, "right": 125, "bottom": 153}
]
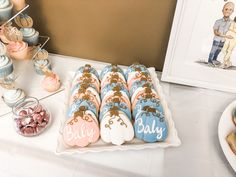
[{"left": 208, "top": 2, "right": 235, "bottom": 67}]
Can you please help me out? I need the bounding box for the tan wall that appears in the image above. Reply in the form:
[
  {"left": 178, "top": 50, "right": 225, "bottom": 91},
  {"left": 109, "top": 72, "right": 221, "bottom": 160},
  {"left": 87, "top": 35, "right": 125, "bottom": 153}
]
[{"left": 27, "top": 0, "right": 176, "bottom": 71}]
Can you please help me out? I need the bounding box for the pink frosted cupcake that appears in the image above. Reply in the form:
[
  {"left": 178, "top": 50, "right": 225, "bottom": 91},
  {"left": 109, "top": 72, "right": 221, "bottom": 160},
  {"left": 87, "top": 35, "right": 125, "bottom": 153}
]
[
  {"left": 11, "top": 0, "right": 25, "bottom": 12},
  {"left": 41, "top": 72, "right": 61, "bottom": 92},
  {"left": 7, "top": 41, "right": 28, "bottom": 60}
]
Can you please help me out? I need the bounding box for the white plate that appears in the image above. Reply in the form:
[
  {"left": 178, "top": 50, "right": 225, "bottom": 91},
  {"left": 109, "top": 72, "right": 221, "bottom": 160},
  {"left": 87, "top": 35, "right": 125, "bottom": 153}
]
[
  {"left": 218, "top": 100, "right": 236, "bottom": 172},
  {"left": 56, "top": 67, "right": 181, "bottom": 154}
]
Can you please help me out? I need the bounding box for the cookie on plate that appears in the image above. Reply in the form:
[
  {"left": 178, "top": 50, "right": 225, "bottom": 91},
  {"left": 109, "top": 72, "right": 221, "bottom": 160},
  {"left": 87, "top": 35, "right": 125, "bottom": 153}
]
[
  {"left": 233, "top": 108, "right": 236, "bottom": 126},
  {"left": 226, "top": 131, "right": 236, "bottom": 155}
]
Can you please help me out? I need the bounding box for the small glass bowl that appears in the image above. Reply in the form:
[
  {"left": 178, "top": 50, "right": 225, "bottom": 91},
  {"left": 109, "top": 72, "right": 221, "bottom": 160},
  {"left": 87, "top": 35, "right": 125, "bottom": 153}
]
[{"left": 12, "top": 97, "right": 51, "bottom": 136}]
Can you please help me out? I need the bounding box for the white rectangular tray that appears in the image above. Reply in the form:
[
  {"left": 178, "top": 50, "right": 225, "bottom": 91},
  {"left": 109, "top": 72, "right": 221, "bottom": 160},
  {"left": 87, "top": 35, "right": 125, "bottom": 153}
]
[{"left": 56, "top": 67, "right": 181, "bottom": 154}]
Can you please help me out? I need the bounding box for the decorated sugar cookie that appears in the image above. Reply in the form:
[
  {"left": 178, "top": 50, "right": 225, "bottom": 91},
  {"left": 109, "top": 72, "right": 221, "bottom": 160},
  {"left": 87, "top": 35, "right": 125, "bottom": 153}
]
[
  {"left": 101, "top": 71, "right": 126, "bottom": 89},
  {"left": 100, "top": 64, "right": 125, "bottom": 81},
  {"left": 125, "top": 63, "right": 149, "bottom": 80},
  {"left": 129, "top": 80, "right": 154, "bottom": 97},
  {"left": 127, "top": 71, "right": 152, "bottom": 90},
  {"left": 101, "top": 90, "right": 131, "bottom": 110},
  {"left": 131, "top": 86, "right": 159, "bottom": 106},
  {"left": 71, "top": 82, "right": 98, "bottom": 96},
  {"left": 134, "top": 106, "right": 168, "bottom": 142},
  {"left": 99, "top": 103, "right": 131, "bottom": 121},
  {"left": 69, "top": 86, "right": 100, "bottom": 110},
  {"left": 100, "top": 106, "right": 134, "bottom": 145},
  {"left": 63, "top": 107, "right": 100, "bottom": 147},
  {"left": 75, "top": 64, "right": 99, "bottom": 80},
  {"left": 101, "top": 83, "right": 129, "bottom": 100},
  {"left": 132, "top": 98, "right": 163, "bottom": 118},
  {"left": 67, "top": 99, "right": 98, "bottom": 118},
  {"left": 71, "top": 72, "right": 100, "bottom": 93}
]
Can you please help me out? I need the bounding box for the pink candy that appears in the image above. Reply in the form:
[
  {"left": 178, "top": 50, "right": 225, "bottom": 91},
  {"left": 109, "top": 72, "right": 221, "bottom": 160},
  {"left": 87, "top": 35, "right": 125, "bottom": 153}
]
[{"left": 14, "top": 104, "right": 50, "bottom": 136}]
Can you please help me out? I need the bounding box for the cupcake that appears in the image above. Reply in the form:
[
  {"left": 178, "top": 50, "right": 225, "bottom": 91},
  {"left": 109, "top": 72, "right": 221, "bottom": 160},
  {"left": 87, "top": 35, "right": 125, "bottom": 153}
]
[
  {"left": 14, "top": 13, "right": 33, "bottom": 28},
  {"left": 0, "top": 0, "right": 13, "bottom": 22},
  {"left": 0, "top": 25, "right": 23, "bottom": 44},
  {"left": 33, "top": 59, "right": 51, "bottom": 75},
  {"left": 7, "top": 41, "right": 28, "bottom": 60},
  {"left": 0, "top": 55, "right": 13, "bottom": 77},
  {"left": 35, "top": 49, "right": 48, "bottom": 60},
  {"left": 41, "top": 71, "right": 61, "bottom": 92},
  {"left": 2, "top": 88, "right": 26, "bottom": 107},
  {"left": 20, "top": 28, "right": 39, "bottom": 46},
  {"left": 11, "top": 0, "right": 25, "bottom": 12}
]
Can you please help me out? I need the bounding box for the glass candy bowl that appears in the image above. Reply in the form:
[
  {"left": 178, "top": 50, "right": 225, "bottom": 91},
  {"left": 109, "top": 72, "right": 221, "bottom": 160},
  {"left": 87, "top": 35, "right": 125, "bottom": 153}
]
[{"left": 12, "top": 97, "right": 51, "bottom": 136}]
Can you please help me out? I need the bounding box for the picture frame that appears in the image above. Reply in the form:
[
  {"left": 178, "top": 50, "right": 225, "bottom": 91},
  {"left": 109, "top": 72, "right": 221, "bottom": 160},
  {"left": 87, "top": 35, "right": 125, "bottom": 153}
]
[{"left": 161, "top": 0, "right": 236, "bottom": 93}]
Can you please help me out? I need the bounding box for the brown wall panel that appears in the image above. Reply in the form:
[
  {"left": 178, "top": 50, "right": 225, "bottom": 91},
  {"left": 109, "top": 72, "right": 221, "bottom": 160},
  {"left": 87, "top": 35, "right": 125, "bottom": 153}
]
[{"left": 27, "top": 0, "right": 176, "bottom": 71}]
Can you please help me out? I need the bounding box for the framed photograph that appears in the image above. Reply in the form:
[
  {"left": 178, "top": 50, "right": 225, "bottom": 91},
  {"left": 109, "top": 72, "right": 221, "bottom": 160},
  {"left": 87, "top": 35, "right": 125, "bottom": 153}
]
[{"left": 162, "top": 0, "right": 236, "bottom": 93}]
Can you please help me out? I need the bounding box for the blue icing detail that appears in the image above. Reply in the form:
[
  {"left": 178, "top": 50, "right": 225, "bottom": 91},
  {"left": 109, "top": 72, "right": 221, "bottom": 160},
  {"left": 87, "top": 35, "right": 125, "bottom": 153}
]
[
  {"left": 134, "top": 110, "right": 168, "bottom": 142},
  {"left": 100, "top": 65, "right": 125, "bottom": 81},
  {"left": 132, "top": 98, "right": 163, "bottom": 118},
  {"left": 75, "top": 65, "right": 99, "bottom": 79},
  {"left": 99, "top": 102, "right": 131, "bottom": 121},
  {"left": 130, "top": 80, "right": 154, "bottom": 97},
  {"left": 125, "top": 64, "right": 149, "bottom": 80},
  {"left": 101, "top": 83, "right": 129, "bottom": 99},
  {"left": 71, "top": 82, "right": 99, "bottom": 94},
  {"left": 67, "top": 99, "right": 98, "bottom": 117}
]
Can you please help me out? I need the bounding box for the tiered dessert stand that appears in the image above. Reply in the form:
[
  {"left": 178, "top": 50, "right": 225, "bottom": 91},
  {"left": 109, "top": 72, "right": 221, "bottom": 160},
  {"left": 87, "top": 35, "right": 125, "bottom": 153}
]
[{"left": 0, "top": 1, "right": 50, "bottom": 107}]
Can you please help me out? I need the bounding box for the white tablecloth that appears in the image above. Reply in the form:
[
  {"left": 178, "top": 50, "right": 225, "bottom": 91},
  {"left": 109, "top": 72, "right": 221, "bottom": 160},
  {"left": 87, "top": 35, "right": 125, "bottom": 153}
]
[{"left": 0, "top": 54, "right": 235, "bottom": 177}]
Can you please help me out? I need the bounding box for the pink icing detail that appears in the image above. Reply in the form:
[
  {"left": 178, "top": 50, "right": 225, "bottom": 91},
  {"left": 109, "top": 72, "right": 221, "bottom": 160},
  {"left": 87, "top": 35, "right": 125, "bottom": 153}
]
[
  {"left": 63, "top": 114, "right": 100, "bottom": 147},
  {"left": 7, "top": 41, "right": 28, "bottom": 60},
  {"left": 42, "top": 73, "right": 61, "bottom": 92}
]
